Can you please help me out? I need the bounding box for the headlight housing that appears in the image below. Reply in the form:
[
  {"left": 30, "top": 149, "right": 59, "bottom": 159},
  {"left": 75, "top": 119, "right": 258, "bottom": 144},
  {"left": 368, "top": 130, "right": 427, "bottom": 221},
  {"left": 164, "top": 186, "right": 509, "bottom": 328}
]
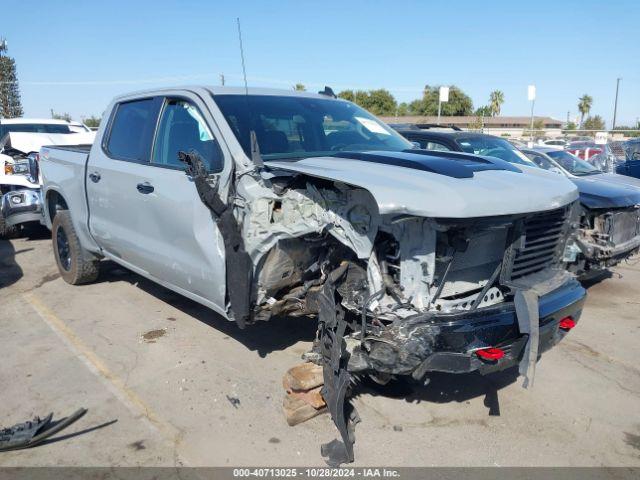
[{"left": 3, "top": 159, "right": 32, "bottom": 176}]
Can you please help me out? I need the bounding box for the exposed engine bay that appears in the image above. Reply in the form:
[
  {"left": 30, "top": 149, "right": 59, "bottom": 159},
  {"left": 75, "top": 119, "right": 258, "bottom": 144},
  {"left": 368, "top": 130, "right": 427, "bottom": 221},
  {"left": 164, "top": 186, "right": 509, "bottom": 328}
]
[
  {"left": 180, "top": 150, "right": 578, "bottom": 465},
  {"left": 564, "top": 205, "right": 640, "bottom": 277}
]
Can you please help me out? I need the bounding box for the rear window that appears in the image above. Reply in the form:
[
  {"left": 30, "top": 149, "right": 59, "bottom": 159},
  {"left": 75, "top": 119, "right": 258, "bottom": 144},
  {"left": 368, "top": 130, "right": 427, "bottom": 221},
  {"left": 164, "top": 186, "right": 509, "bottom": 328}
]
[{"left": 106, "top": 98, "right": 161, "bottom": 162}]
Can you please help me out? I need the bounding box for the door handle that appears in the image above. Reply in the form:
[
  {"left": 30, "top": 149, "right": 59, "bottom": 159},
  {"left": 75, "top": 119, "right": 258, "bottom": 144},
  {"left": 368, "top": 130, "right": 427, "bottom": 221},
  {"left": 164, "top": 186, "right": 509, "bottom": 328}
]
[
  {"left": 136, "top": 182, "right": 155, "bottom": 194},
  {"left": 89, "top": 172, "right": 101, "bottom": 183}
]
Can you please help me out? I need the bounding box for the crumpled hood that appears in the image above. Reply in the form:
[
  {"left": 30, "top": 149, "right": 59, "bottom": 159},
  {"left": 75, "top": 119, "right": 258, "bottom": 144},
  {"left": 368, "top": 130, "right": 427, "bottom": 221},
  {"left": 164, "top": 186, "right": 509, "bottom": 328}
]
[
  {"left": 266, "top": 152, "right": 579, "bottom": 218},
  {"left": 571, "top": 174, "right": 640, "bottom": 209}
]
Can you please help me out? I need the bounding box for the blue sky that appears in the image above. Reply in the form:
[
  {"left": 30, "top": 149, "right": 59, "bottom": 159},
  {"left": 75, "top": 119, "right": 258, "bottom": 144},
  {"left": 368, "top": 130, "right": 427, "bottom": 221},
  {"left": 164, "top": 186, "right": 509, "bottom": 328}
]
[{"left": 4, "top": 0, "right": 639, "bottom": 126}]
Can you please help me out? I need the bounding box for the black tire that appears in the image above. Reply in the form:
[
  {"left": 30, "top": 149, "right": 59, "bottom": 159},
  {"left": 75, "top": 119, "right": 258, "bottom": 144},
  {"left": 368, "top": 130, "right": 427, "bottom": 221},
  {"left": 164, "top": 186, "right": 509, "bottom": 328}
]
[
  {"left": 52, "top": 210, "right": 99, "bottom": 284},
  {"left": 0, "top": 208, "right": 19, "bottom": 239}
]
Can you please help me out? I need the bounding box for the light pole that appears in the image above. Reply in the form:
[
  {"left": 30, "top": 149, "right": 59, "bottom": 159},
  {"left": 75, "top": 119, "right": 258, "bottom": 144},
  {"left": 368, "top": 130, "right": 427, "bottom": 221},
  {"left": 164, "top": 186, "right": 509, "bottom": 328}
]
[
  {"left": 612, "top": 77, "right": 621, "bottom": 130},
  {"left": 528, "top": 85, "right": 536, "bottom": 144}
]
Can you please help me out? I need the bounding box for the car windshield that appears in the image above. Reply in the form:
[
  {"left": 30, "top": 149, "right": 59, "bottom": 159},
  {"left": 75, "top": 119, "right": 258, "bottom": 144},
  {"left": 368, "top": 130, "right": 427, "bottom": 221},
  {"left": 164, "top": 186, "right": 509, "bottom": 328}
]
[
  {"left": 213, "top": 94, "right": 411, "bottom": 161},
  {"left": 454, "top": 136, "right": 536, "bottom": 166},
  {"left": 0, "top": 123, "right": 74, "bottom": 137},
  {"left": 546, "top": 149, "right": 600, "bottom": 175}
]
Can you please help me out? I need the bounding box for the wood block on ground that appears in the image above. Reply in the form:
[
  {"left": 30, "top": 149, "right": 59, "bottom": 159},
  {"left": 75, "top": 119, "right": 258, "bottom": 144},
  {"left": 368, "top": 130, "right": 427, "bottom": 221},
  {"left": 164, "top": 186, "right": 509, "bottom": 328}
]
[
  {"left": 286, "top": 385, "right": 326, "bottom": 410},
  {"left": 283, "top": 362, "right": 324, "bottom": 391},
  {"left": 283, "top": 393, "right": 327, "bottom": 426}
]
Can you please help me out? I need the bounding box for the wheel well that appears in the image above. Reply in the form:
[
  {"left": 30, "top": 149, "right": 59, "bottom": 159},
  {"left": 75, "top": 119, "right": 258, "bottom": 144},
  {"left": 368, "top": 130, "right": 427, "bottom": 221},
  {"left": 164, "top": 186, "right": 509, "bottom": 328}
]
[{"left": 47, "top": 191, "right": 69, "bottom": 223}]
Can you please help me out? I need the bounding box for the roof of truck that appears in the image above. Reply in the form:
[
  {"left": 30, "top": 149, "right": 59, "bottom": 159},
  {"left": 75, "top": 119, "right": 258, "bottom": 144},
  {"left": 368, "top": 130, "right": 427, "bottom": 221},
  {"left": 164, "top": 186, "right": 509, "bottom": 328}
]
[{"left": 110, "top": 85, "right": 344, "bottom": 102}]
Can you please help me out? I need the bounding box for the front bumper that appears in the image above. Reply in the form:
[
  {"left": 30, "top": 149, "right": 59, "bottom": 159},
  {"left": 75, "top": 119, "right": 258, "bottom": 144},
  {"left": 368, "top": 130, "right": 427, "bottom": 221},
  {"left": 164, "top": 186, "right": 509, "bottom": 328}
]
[
  {"left": 350, "top": 279, "right": 586, "bottom": 376},
  {"left": 1, "top": 188, "right": 44, "bottom": 227}
]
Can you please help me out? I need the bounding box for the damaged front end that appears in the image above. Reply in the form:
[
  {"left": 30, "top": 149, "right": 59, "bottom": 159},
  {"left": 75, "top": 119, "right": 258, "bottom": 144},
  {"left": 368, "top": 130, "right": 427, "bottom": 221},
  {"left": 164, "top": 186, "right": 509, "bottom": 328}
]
[
  {"left": 563, "top": 205, "right": 640, "bottom": 278},
  {"left": 181, "top": 148, "right": 586, "bottom": 464}
]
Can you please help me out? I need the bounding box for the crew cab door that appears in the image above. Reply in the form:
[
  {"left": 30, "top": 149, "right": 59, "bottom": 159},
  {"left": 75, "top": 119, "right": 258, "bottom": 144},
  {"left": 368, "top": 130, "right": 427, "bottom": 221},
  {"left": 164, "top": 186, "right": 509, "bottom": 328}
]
[{"left": 86, "top": 94, "right": 228, "bottom": 313}]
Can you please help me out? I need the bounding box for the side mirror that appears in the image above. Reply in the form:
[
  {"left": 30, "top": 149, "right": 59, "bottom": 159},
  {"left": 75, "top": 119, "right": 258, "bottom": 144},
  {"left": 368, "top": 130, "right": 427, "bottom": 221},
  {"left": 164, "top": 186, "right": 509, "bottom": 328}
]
[
  {"left": 549, "top": 167, "right": 564, "bottom": 175},
  {"left": 411, "top": 141, "right": 421, "bottom": 149},
  {"left": 632, "top": 152, "right": 640, "bottom": 161}
]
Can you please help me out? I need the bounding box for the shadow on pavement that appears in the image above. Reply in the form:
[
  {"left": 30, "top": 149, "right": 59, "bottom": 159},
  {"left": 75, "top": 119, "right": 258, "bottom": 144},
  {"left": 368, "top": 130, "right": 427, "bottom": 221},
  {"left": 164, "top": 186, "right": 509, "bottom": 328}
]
[
  {"left": 97, "top": 261, "right": 317, "bottom": 358},
  {"left": 355, "top": 367, "right": 520, "bottom": 416},
  {"left": 0, "top": 239, "right": 23, "bottom": 289}
]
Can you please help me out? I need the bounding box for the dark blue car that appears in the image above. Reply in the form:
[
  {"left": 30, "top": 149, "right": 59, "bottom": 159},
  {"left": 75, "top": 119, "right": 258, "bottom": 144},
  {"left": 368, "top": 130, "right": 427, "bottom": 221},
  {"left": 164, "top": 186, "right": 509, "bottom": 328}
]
[
  {"left": 617, "top": 139, "right": 640, "bottom": 178},
  {"left": 523, "top": 147, "right": 640, "bottom": 278}
]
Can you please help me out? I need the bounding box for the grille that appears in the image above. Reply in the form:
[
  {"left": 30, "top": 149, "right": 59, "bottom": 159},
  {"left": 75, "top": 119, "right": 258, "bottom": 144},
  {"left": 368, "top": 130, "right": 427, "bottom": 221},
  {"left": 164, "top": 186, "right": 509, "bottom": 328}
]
[{"left": 510, "top": 207, "right": 570, "bottom": 280}]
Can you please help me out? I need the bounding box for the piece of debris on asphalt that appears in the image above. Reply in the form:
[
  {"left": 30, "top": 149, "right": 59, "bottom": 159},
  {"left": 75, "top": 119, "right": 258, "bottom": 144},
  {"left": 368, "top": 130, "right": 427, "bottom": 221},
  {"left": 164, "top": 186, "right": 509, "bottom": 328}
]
[
  {"left": 0, "top": 408, "right": 88, "bottom": 452},
  {"left": 393, "top": 425, "right": 403, "bottom": 432},
  {"left": 141, "top": 329, "right": 166, "bottom": 343},
  {"left": 226, "top": 395, "right": 241, "bottom": 408},
  {"left": 282, "top": 363, "right": 328, "bottom": 426}
]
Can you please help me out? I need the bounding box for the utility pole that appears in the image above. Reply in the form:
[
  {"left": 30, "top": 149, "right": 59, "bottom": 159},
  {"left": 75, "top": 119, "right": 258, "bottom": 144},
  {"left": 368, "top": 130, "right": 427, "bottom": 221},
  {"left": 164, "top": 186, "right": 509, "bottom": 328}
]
[
  {"left": 219, "top": 74, "right": 225, "bottom": 86},
  {"left": 612, "top": 77, "right": 621, "bottom": 129}
]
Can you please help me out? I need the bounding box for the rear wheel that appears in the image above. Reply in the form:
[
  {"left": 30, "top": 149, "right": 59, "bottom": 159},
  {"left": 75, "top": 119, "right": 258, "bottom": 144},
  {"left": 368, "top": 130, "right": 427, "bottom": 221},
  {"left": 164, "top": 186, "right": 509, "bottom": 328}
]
[{"left": 52, "top": 210, "right": 99, "bottom": 284}]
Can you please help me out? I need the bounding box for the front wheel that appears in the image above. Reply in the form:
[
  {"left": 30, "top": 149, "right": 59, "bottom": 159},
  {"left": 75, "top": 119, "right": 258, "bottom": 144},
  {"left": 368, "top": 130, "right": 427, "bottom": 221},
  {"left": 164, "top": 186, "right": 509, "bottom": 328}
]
[{"left": 52, "top": 210, "right": 99, "bottom": 284}]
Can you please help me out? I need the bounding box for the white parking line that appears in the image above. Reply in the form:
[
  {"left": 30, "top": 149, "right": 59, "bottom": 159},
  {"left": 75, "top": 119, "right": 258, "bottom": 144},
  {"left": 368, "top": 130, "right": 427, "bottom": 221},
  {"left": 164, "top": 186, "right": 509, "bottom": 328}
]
[{"left": 23, "top": 292, "right": 189, "bottom": 465}]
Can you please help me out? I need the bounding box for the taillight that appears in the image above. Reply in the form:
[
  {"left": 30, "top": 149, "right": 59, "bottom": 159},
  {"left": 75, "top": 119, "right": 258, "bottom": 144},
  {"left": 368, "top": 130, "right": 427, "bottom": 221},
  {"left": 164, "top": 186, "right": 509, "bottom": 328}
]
[
  {"left": 476, "top": 347, "right": 505, "bottom": 361},
  {"left": 558, "top": 316, "right": 576, "bottom": 330}
]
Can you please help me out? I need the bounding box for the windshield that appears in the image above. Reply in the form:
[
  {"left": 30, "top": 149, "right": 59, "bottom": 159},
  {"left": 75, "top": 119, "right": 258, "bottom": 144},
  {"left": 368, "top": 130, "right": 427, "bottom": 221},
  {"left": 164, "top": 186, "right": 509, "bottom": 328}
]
[
  {"left": 454, "top": 136, "right": 536, "bottom": 166},
  {"left": 0, "top": 123, "right": 74, "bottom": 137},
  {"left": 213, "top": 94, "right": 411, "bottom": 161},
  {"left": 546, "top": 150, "right": 600, "bottom": 175}
]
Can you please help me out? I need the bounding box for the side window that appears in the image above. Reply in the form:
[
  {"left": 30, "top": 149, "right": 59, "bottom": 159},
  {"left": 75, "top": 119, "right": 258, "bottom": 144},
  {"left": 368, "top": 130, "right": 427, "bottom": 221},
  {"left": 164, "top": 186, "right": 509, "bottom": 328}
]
[
  {"left": 425, "top": 141, "right": 452, "bottom": 152},
  {"left": 106, "top": 98, "right": 160, "bottom": 162},
  {"left": 152, "top": 99, "right": 223, "bottom": 172}
]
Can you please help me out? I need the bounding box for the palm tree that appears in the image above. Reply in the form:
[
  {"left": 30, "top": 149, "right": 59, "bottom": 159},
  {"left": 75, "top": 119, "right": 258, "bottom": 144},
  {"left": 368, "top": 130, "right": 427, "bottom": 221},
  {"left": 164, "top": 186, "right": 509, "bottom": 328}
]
[
  {"left": 578, "top": 94, "right": 593, "bottom": 128},
  {"left": 488, "top": 90, "right": 504, "bottom": 117}
]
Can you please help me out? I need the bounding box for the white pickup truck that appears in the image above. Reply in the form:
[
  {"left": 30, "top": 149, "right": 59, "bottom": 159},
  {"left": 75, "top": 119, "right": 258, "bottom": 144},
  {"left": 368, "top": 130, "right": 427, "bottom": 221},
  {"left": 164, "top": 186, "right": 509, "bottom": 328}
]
[
  {"left": 30, "top": 86, "right": 586, "bottom": 463},
  {"left": 0, "top": 119, "right": 95, "bottom": 237}
]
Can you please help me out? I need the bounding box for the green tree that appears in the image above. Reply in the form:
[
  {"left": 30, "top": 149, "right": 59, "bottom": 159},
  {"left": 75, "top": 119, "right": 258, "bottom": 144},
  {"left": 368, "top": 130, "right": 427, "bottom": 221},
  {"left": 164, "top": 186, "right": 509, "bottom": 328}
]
[
  {"left": 363, "top": 89, "right": 397, "bottom": 116},
  {"left": 293, "top": 83, "right": 306, "bottom": 91},
  {"left": 583, "top": 115, "right": 605, "bottom": 131},
  {"left": 578, "top": 94, "right": 593, "bottom": 128},
  {"left": 410, "top": 85, "right": 473, "bottom": 116},
  {"left": 565, "top": 121, "right": 577, "bottom": 130},
  {"left": 0, "top": 39, "right": 23, "bottom": 118},
  {"left": 396, "top": 102, "right": 409, "bottom": 116},
  {"left": 83, "top": 115, "right": 101, "bottom": 128},
  {"left": 488, "top": 90, "right": 504, "bottom": 117},
  {"left": 337, "top": 88, "right": 398, "bottom": 116},
  {"left": 468, "top": 115, "right": 484, "bottom": 131},
  {"left": 50, "top": 109, "right": 72, "bottom": 122},
  {"left": 474, "top": 105, "right": 491, "bottom": 116},
  {"left": 337, "top": 89, "right": 355, "bottom": 102}
]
